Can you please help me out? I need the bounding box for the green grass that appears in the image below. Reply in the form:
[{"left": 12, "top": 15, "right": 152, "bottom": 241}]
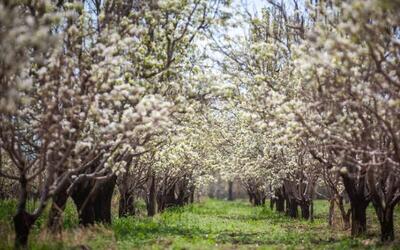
[{"left": 1, "top": 199, "right": 400, "bottom": 249}]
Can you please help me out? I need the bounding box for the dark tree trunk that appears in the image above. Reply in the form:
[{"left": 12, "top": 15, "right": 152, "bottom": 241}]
[
  {"left": 47, "top": 190, "right": 69, "bottom": 232},
  {"left": 75, "top": 200, "right": 95, "bottom": 225},
  {"left": 288, "top": 198, "right": 298, "bottom": 218},
  {"left": 189, "top": 187, "right": 195, "bottom": 204},
  {"left": 147, "top": 174, "right": 157, "bottom": 216},
  {"left": 14, "top": 210, "right": 35, "bottom": 249},
  {"left": 71, "top": 175, "right": 116, "bottom": 225},
  {"left": 71, "top": 184, "right": 94, "bottom": 225},
  {"left": 176, "top": 183, "right": 188, "bottom": 206},
  {"left": 93, "top": 175, "right": 116, "bottom": 224},
  {"left": 228, "top": 181, "right": 234, "bottom": 201},
  {"left": 342, "top": 170, "right": 369, "bottom": 237},
  {"left": 285, "top": 197, "right": 290, "bottom": 215},
  {"left": 276, "top": 196, "right": 285, "bottom": 212},
  {"left": 328, "top": 199, "right": 335, "bottom": 226},
  {"left": 164, "top": 184, "right": 177, "bottom": 208},
  {"left": 380, "top": 209, "right": 394, "bottom": 242},
  {"left": 350, "top": 201, "right": 367, "bottom": 236},
  {"left": 248, "top": 192, "right": 254, "bottom": 205},
  {"left": 270, "top": 198, "right": 275, "bottom": 210},
  {"left": 119, "top": 192, "right": 135, "bottom": 217},
  {"left": 374, "top": 205, "right": 395, "bottom": 242},
  {"left": 300, "top": 202, "right": 310, "bottom": 220}
]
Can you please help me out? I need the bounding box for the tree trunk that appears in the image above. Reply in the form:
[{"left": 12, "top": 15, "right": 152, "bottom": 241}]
[
  {"left": 380, "top": 209, "right": 394, "bottom": 242},
  {"left": 94, "top": 175, "right": 116, "bottom": 224},
  {"left": 285, "top": 197, "right": 290, "bottom": 215},
  {"left": 276, "top": 196, "right": 285, "bottom": 212},
  {"left": 164, "top": 184, "right": 176, "bottom": 208},
  {"left": 147, "top": 174, "right": 157, "bottom": 216},
  {"left": 270, "top": 198, "right": 275, "bottom": 210},
  {"left": 189, "top": 188, "right": 195, "bottom": 203},
  {"left": 341, "top": 171, "right": 369, "bottom": 236},
  {"left": 119, "top": 192, "right": 135, "bottom": 217},
  {"left": 328, "top": 199, "right": 335, "bottom": 226},
  {"left": 337, "top": 196, "right": 350, "bottom": 230},
  {"left": 288, "top": 199, "right": 298, "bottom": 218},
  {"left": 14, "top": 210, "right": 35, "bottom": 249},
  {"left": 300, "top": 202, "right": 310, "bottom": 220},
  {"left": 350, "top": 201, "right": 367, "bottom": 236},
  {"left": 228, "top": 181, "right": 234, "bottom": 201},
  {"left": 374, "top": 205, "right": 395, "bottom": 242},
  {"left": 71, "top": 175, "right": 116, "bottom": 225},
  {"left": 176, "top": 183, "right": 188, "bottom": 206},
  {"left": 47, "top": 190, "right": 69, "bottom": 233},
  {"left": 248, "top": 192, "right": 254, "bottom": 205}
]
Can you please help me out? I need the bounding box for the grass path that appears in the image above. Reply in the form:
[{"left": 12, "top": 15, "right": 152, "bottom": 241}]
[
  {"left": 112, "top": 199, "right": 399, "bottom": 249},
  {"left": 1, "top": 199, "right": 400, "bottom": 249}
]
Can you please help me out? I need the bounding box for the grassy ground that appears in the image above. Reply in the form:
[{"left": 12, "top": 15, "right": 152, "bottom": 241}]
[{"left": 0, "top": 199, "right": 400, "bottom": 249}]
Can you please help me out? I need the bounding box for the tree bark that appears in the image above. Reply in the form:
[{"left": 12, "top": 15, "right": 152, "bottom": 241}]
[
  {"left": 337, "top": 196, "right": 350, "bottom": 230},
  {"left": 228, "top": 181, "right": 234, "bottom": 201},
  {"left": 276, "top": 196, "right": 285, "bottom": 212},
  {"left": 93, "top": 175, "right": 116, "bottom": 224},
  {"left": 328, "top": 199, "right": 335, "bottom": 226},
  {"left": 119, "top": 192, "right": 135, "bottom": 217},
  {"left": 13, "top": 175, "right": 36, "bottom": 249},
  {"left": 248, "top": 192, "right": 254, "bottom": 205},
  {"left": 380, "top": 208, "right": 394, "bottom": 242},
  {"left": 146, "top": 174, "right": 157, "bottom": 216},
  {"left": 71, "top": 175, "right": 116, "bottom": 225},
  {"left": 374, "top": 205, "right": 395, "bottom": 242},
  {"left": 287, "top": 198, "right": 298, "bottom": 218},
  {"left": 350, "top": 201, "right": 368, "bottom": 236},
  {"left": 47, "top": 189, "right": 69, "bottom": 233},
  {"left": 300, "top": 202, "right": 310, "bottom": 220},
  {"left": 14, "top": 210, "right": 35, "bottom": 249},
  {"left": 164, "top": 184, "right": 177, "bottom": 208},
  {"left": 189, "top": 187, "right": 195, "bottom": 204},
  {"left": 341, "top": 170, "right": 369, "bottom": 237},
  {"left": 270, "top": 198, "right": 275, "bottom": 210}
]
